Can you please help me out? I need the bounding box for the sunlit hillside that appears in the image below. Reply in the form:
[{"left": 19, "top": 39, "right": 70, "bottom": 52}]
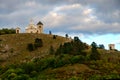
[{"left": 0, "top": 33, "right": 71, "bottom": 66}]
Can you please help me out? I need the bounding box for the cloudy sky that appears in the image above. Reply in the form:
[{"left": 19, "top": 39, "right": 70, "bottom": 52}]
[{"left": 0, "top": 0, "right": 120, "bottom": 50}]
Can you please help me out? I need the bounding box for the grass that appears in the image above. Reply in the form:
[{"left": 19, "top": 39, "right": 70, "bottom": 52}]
[
  {"left": 37, "top": 64, "right": 93, "bottom": 79},
  {"left": 0, "top": 33, "right": 71, "bottom": 66},
  {"left": 1, "top": 33, "right": 120, "bottom": 79}
]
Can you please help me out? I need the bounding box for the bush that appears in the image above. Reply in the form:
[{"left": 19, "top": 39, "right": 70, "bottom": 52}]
[
  {"left": 12, "top": 74, "right": 30, "bottom": 80},
  {"left": 34, "top": 38, "right": 43, "bottom": 48},
  {"left": 1, "top": 68, "right": 15, "bottom": 79},
  {"left": 89, "top": 74, "right": 101, "bottom": 80},
  {"left": 0, "top": 28, "right": 16, "bottom": 35},
  {"left": 70, "top": 55, "right": 85, "bottom": 64},
  {"left": 30, "top": 71, "right": 37, "bottom": 77},
  {"left": 49, "top": 46, "right": 54, "bottom": 55},
  {"left": 8, "top": 73, "right": 17, "bottom": 80},
  {"left": 27, "top": 38, "right": 43, "bottom": 51},
  {"left": 27, "top": 43, "right": 35, "bottom": 51},
  {"left": 102, "top": 74, "right": 120, "bottom": 79},
  {"left": 53, "top": 35, "right": 57, "bottom": 39},
  {"left": 21, "top": 62, "right": 35, "bottom": 74}
]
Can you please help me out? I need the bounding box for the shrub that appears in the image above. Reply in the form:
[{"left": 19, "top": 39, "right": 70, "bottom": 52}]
[
  {"left": 27, "top": 43, "right": 35, "bottom": 51},
  {"left": 70, "top": 55, "right": 85, "bottom": 64},
  {"left": 12, "top": 74, "right": 30, "bottom": 80},
  {"left": 8, "top": 73, "right": 17, "bottom": 80},
  {"left": 0, "top": 28, "right": 16, "bottom": 35},
  {"left": 34, "top": 38, "right": 43, "bottom": 48},
  {"left": 30, "top": 71, "right": 37, "bottom": 77},
  {"left": 21, "top": 62, "right": 35, "bottom": 74},
  {"left": 1, "top": 68, "right": 15, "bottom": 79},
  {"left": 53, "top": 35, "right": 57, "bottom": 39},
  {"left": 49, "top": 46, "right": 54, "bottom": 55}
]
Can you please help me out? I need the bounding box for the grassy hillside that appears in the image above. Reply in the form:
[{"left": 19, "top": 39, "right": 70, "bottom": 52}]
[
  {"left": 1, "top": 33, "right": 120, "bottom": 80},
  {"left": 0, "top": 33, "right": 71, "bottom": 66}
]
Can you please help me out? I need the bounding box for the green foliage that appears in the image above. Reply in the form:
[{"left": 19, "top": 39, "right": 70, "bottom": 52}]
[
  {"left": 34, "top": 38, "right": 43, "bottom": 48},
  {"left": 49, "top": 46, "right": 55, "bottom": 55},
  {"left": 89, "top": 74, "right": 101, "bottom": 80},
  {"left": 98, "top": 44, "right": 105, "bottom": 49},
  {"left": 1, "top": 54, "right": 120, "bottom": 79},
  {"left": 1, "top": 34, "right": 120, "bottom": 79},
  {"left": 20, "top": 62, "right": 35, "bottom": 74},
  {"left": 0, "top": 28, "right": 16, "bottom": 35},
  {"left": 27, "top": 38, "right": 43, "bottom": 51},
  {"left": 12, "top": 74, "right": 30, "bottom": 80},
  {"left": 55, "top": 36, "right": 88, "bottom": 56},
  {"left": 70, "top": 55, "right": 85, "bottom": 64},
  {"left": 27, "top": 43, "right": 35, "bottom": 51},
  {"left": 90, "top": 42, "right": 100, "bottom": 60},
  {"left": 30, "top": 71, "right": 38, "bottom": 77},
  {"left": 102, "top": 74, "right": 120, "bottom": 79}
]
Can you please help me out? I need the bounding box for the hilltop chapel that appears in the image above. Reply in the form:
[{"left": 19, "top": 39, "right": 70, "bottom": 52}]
[{"left": 16, "top": 20, "right": 43, "bottom": 33}]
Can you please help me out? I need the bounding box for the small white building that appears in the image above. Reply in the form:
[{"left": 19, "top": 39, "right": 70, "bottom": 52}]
[
  {"left": 108, "top": 44, "right": 115, "bottom": 50},
  {"left": 25, "top": 20, "right": 43, "bottom": 33},
  {"left": 16, "top": 27, "right": 20, "bottom": 33}
]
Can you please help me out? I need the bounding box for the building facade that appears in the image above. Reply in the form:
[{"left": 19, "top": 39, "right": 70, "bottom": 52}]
[
  {"left": 108, "top": 44, "right": 115, "bottom": 50},
  {"left": 16, "top": 27, "right": 20, "bottom": 33},
  {"left": 25, "top": 20, "right": 43, "bottom": 33},
  {"left": 15, "top": 20, "right": 43, "bottom": 34}
]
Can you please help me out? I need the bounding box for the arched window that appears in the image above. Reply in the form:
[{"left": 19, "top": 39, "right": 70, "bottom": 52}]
[
  {"left": 36, "top": 30, "right": 38, "bottom": 33},
  {"left": 17, "top": 30, "right": 19, "bottom": 33}
]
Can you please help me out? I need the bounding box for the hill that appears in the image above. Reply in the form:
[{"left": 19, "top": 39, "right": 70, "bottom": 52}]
[
  {"left": 1, "top": 33, "right": 120, "bottom": 80},
  {"left": 0, "top": 33, "right": 71, "bottom": 66}
]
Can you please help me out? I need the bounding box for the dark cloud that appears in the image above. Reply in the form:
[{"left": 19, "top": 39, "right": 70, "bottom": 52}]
[{"left": 0, "top": 0, "right": 120, "bottom": 35}]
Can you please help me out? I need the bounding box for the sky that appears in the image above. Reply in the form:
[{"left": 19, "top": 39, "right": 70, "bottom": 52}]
[{"left": 0, "top": 0, "right": 120, "bottom": 50}]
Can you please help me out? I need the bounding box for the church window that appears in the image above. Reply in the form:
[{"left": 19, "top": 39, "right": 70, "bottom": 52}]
[
  {"left": 36, "top": 30, "right": 38, "bottom": 33},
  {"left": 17, "top": 30, "right": 19, "bottom": 33},
  {"left": 39, "top": 26, "right": 41, "bottom": 28}
]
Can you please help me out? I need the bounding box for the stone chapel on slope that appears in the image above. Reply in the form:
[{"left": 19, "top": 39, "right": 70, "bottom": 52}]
[{"left": 16, "top": 20, "right": 43, "bottom": 34}]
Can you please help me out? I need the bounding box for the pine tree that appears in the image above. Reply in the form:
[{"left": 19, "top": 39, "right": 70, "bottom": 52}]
[{"left": 90, "top": 42, "right": 100, "bottom": 60}]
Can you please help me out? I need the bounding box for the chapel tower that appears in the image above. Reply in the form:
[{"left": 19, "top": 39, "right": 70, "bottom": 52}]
[
  {"left": 36, "top": 21, "right": 43, "bottom": 33},
  {"left": 25, "top": 20, "right": 43, "bottom": 34}
]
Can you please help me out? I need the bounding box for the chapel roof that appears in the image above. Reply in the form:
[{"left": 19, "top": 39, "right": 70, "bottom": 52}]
[{"left": 37, "top": 21, "right": 43, "bottom": 25}]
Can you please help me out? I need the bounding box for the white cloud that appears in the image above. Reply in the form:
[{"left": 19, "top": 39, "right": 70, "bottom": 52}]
[
  {"left": 0, "top": 0, "right": 120, "bottom": 35},
  {"left": 83, "top": 8, "right": 93, "bottom": 15},
  {"left": 54, "top": 3, "right": 81, "bottom": 11},
  {"left": 42, "top": 11, "right": 66, "bottom": 28},
  {"left": 25, "top": 1, "right": 37, "bottom": 7}
]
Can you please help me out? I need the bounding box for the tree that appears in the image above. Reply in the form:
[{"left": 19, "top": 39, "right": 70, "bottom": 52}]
[
  {"left": 55, "top": 36, "right": 88, "bottom": 56},
  {"left": 74, "top": 36, "right": 80, "bottom": 42},
  {"left": 91, "top": 42, "right": 98, "bottom": 51},
  {"left": 90, "top": 42, "right": 100, "bottom": 60},
  {"left": 49, "top": 31, "right": 52, "bottom": 35},
  {"left": 0, "top": 28, "right": 16, "bottom": 35},
  {"left": 65, "top": 34, "right": 68, "bottom": 38},
  {"left": 99, "top": 44, "right": 105, "bottom": 49}
]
